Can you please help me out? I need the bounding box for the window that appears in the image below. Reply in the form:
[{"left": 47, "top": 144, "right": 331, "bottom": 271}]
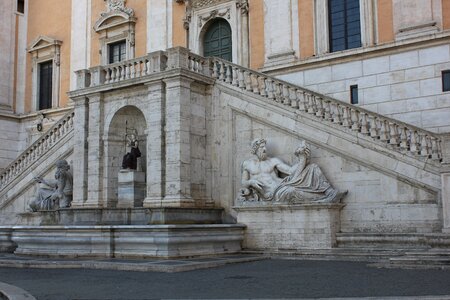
[
  {"left": 443, "top": 70, "right": 450, "bottom": 92},
  {"left": 203, "top": 19, "right": 232, "bottom": 61},
  {"left": 17, "top": 0, "right": 24, "bottom": 13},
  {"left": 328, "top": 0, "right": 361, "bottom": 52},
  {"left": 350, "top": 85, "right": 358, "bottom": 104},
  {"left": 109, "top": 41, "right": 127, "bottom": 64},
  {"left": 38, "top": 61, "right": 53, "bottom": 110}
]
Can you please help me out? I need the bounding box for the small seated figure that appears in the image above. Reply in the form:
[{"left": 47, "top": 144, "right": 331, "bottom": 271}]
[
  {"left": 29, "top": 159, "right": 73, "bottom": 211},
  {"left": 121, "top": 133, "right": 141, "bottom": 170},
  {"left": 273, "top": 141, "right": 347, "bottom": 203}
]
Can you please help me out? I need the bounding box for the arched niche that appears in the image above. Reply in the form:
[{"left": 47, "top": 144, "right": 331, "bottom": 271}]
[{"left": 104, "top": 105, "right": 147, "bottom": 207}]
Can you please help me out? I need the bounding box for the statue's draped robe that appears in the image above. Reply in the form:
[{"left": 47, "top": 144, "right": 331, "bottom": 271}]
[{"left": 274, "top": 163, "right": 337, "bottom": 203}]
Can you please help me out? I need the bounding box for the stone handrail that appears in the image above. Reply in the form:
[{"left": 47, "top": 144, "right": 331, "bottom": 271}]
[
  {"left": 0, "top": 110, "right": 75, "bottom": 191},
  {"left": 209, "top": 57, "right": 442, "bottom": 163},
  {"left": 75, "top": 48, "right": 212, "bottom": 89}
]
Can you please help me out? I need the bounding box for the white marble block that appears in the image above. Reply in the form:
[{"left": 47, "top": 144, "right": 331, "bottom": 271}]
[
  {"left": 234, "top": 203, "right": 344, "bottom": 250},
  {"left": 118, "top": 170, "right": 146, "bottom": 208}
]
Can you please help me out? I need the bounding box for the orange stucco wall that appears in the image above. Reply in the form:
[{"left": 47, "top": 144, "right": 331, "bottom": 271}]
[
  {"left": 172, "top": 1, "right": 186, "bottom": 47},
  {"left": 298, "top": 0, "right": 314, "bottom": 59},
  {"left": 249, "top": 0, "right": 265, "bottom": 69},
  {"left": 25, "top": 0, "right": 71, "bottom": 112},
  {"left": 90, "top": 0, "right": 147, "bottom": 67},
  {"left": 443, "top": 0, "right": 450, "bottom": 30},
  {"left": 377, "top": 0, "right": 394, "bottom": 44}
]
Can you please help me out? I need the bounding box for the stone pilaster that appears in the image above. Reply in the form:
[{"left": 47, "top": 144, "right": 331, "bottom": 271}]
[
  {"left": 71, "top": 96, "right": 89, "bottom": 208},
  {"left": 84, "top": 93, "right": 105, "bottom": 208},
  {"left": 162, "top": 76, "right": 194, "bottom": 207},
  {"left": 143, "top": 81, "right": 165, "bottom": 208}
]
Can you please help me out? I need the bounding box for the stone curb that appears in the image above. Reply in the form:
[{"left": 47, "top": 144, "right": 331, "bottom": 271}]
[
  {"left": 0, "top": 281, "right": 36, "bottom": 300},
  {"left": 0, "top": 255, "right": 267, "bottom": 273}
]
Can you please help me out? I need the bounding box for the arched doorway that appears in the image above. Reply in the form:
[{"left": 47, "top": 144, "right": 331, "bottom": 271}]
[{"left": 203, "top": 18, "right": 232, "bottom": 61}]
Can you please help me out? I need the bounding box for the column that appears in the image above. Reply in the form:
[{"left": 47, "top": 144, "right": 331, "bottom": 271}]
[
  {"left": 84, "top": 93, "right": 105, "bottom": 208},
  {"left": 162, "top": 76, "right": 194, "bottom": 207},
  {"left": 71, "top": 96, "right": 89, "bottom": 208},
  {"left": 143, "top": 81, "right": 165, "bottom": 208}
]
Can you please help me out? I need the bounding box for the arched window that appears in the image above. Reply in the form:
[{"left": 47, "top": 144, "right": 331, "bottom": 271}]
[{"left": 203, "top": 19, "right": 232, "bottom": 61}]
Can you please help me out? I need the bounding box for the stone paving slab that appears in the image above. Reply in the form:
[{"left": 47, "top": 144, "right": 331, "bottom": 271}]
[{"left": 0, "top": 253, "right": 266, "bottom": 273}]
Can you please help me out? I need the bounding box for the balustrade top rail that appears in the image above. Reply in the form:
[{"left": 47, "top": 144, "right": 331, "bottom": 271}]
[
  {"left": 74, "top": 48, "right": 442, "bottom": 164},
  {"left": 0, "top": 110, "right": 75, "bottom": 191}
]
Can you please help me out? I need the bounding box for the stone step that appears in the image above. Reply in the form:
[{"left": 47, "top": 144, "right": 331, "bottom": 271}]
[{"left": 336, "top": 233, "right": 432, "bottom": 249}]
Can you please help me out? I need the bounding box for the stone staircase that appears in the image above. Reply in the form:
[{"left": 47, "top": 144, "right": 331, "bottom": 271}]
[{"left": 0, "top": 48, "right": 448, "bottom": 261}]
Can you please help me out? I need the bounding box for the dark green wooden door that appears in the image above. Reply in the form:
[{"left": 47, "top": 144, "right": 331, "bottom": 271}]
[{"left": 203, "top": 19, "right": 232, "bottom": 61}]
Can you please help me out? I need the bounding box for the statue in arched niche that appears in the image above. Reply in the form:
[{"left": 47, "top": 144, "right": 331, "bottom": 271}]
[
  {"left": 121, "top": 128, "right": 141, "bottom": 170},
  {"left": 239, "top": 138, "right": 347, "bottom": 204}
]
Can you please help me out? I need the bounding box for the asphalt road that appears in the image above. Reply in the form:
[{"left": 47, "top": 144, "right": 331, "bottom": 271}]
[{"left": 1, "top": 259, "right": 450, "bottom": 299}]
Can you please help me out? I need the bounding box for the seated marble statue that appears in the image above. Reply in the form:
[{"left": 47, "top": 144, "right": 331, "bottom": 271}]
[
  {"left": 29, "top": 159, "right": 73, "bottom": 211},
  {"left": 121, "top": 133, "right": 141, "bottom": 170},
  {"left": 273, "top": 141, "right": 347, "bottom": 203},
  {"left": 239, "top": 138, "right": 347, "bottom": 204}
]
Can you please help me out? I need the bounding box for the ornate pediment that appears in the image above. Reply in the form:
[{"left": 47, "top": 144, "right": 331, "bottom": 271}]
[
  {"left": 94, "top": 0, "right": 136, "bottom": 32},
  {"left": 28, "top": 36, "right": 62, "bottom": 53}
]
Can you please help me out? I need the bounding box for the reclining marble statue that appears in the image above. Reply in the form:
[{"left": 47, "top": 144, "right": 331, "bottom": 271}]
[
  {"left": 29, "top": 159, "right": 73, "bottom": 211},
  {"left": 239, "top": 138, "right": 347, "bottom": 203}
]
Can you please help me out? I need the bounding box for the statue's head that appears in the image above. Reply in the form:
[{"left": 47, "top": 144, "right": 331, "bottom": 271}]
[
  {"left": 294, "top": 141, "right": 311, "bottom": 158},
  {"left": 56, "top": 160, "right": 70, "bottom": 171},
  {"left": 251, "top": 138, "right": 267, "bottom": 160}
]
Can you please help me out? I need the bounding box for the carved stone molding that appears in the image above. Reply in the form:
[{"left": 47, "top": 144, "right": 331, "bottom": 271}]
[
  {"left": 198, "top": 8, "right": 230, "bottom": 27},
  {"left": 103, "top": 0, "right": 134, "bottom": 17}
]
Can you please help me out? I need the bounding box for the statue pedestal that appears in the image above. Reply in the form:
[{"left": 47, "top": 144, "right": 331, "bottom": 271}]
[
  {"left": 117, "top": 170, "right": 146, "bottom": 208},
  {"left": 233, "top": 203, "right": 344, "bottom": 250}
]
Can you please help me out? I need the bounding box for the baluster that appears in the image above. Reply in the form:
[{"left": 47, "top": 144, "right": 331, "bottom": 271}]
[
  {"left": 258, "top": 76, "right": 267, "bottom": 97},
  {"left": 131, "top": 63, "right": 136, "bottom": 78},
  {"left": 225, "top": 65, "right": 232, "bottom": 84},
  {"left": 360, "top": 113, "right": 369, "bottom": 135},
  {"left": 342, "top": 107, "right": 351, "bottom": 127},
  {"left": 389, "top": 123, "right": 400, "bottom": 145},
  {"left": 297, "top": 91, "right": 306, "bottom": 111},
  {"left": 105, "top": 69, "right": 111, "bottom": 83},
  {"left": 431, "top": 137, "right": 440, "bottom": 160},
  {"left": 409, "top": 130, "right": 419, "bottom": 154},
  {"left": 274, "top": 82, "right": 282, "bottom": 102},
  {"left": 282, "top": 85, "right": 290, "bottom": 105},
  {"left": 290, "top": 88, "right": 298, "bottom": 108},
  {"left": 142, "top": 60, "right": 148, "bottom": 76},
  {"left": 379, "top": 120, "right": 389, "bottom": 142},
  {"left": 198, "top": 60, "right": 204, "bottom": 74},
  {"left": 266, "top": 79, "right": 275, "bottom": 100},
  {"left": 315, "top": 97, "right": 324, "bottom": 118},
  {"left": 419, "top": 134, "right": 430, "bottom": 157},
  {"left": 212, "top": 61, "right": 218, "bottom": 78},
  {"left": 332, "top": 104, "right": 342, "bottom": 124},
  {"left": 399, "top": 127, "right": 408, "bottom": 150},
  {"left": 238, "top": 69, "right": 245, "bottom": 88},
  {"left": 219, "top": 62, "right": 225, "bottom": 81},
  {"left": 244, "top": 71, "right": 252, "bottom": 91},
  {"left": 351, "top": 109, "right": 360, "bottom": 131},
  {"left": 251, "top": 74, "right": 259, "bottom": 94},
  {"left": 120, "top": 65, "right": 126, "bottom": 80},
  {"left": 369, "top": 116, "right": 379, "bottom": 138},
  {"left": 115, "top": 67, "right": 121, "bottom": 82},
  {"left": 232, "top": 67, "right": 239, "bottom": 86},
  {"left": 306, "top": 94, "right": 314, "bottom": 114},
  {"left": 323, "top": 100, "right": 332, "bottom": 121}
]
